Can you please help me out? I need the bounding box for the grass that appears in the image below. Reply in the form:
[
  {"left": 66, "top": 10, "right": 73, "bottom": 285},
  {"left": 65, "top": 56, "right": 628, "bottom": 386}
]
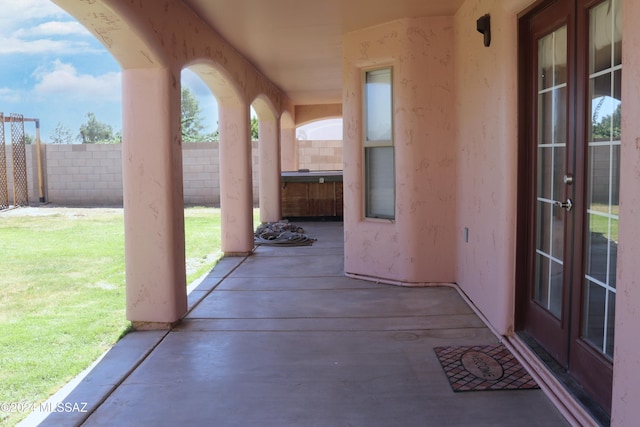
[
  {"left": 0, "top": 206, "right": 241, "bottom": 426},
  {"left": 588, "top": 204, "right": 619, "bottom": 241}
]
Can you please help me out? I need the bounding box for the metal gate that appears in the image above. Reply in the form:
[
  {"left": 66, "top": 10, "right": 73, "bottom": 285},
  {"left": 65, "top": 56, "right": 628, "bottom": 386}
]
[
  {"left": 1, "top": 113, "right": 31, "bottom": 208},
  {"left": 10, "top": 113, "right": 29, "bottom": 206},
  {"left": 0, "top": 113, "right": 8, "bottom": 209}
]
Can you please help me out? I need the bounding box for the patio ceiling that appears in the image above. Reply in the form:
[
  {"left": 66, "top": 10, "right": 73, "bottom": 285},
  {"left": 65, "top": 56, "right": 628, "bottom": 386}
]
[{"left": 183, "top": 0, "right": 465, "bottom": 105}]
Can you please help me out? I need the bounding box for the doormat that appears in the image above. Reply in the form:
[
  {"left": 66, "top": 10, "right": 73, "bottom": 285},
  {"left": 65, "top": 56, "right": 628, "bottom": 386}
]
[{"left": 433, "top": 344, "right": 539, "bottom": 392}]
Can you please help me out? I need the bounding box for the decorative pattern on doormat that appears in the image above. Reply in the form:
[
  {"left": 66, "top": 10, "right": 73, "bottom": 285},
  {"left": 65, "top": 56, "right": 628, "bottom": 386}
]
[{"left": 433, "top": 344, "right": 539, "bottom": 392}]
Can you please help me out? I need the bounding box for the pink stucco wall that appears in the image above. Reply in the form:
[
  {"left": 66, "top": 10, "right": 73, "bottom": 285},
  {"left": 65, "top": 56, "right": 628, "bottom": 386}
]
[
  {"left": 453, "top": 0, "right": 640, "bottom": 422},
  {"left": 453, "top": 0, "right": 533, "bottom": 336},
  {"left": 612, "top": 0, "right": 640, "bottom": 423},
  {"left": 50, "top": 0, "right": 640, "bottom": 421},
  {"left": 343, "top": 16, "right": 456, "bottom": 284}
]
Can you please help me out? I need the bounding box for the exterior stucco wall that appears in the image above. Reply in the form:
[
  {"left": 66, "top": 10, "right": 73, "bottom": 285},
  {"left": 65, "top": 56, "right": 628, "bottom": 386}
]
[
  {"left": 343, "top": 17, "right": 456, "bottom": 283},
  {"left": 454, "top": 0, "right": 640, "bottom": 422},
  {"left": 613, "top": 0, "right": 640, "bottom": 423},
  {"left": 453, "top": 0, "right": 534, "bottom": 336}
]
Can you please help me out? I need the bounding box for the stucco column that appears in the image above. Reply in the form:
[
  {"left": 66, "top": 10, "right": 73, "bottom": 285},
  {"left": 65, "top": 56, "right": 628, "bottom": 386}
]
[
  {"left": 219, "top": 103, "right": 254, "bottom": 254},
  {"left": 121, "top": 68, "right": 187, "bottom": 329},
  {"left": 258, "top": 117, "right": 281, "bottom": 223},
  {"left": 280, "top": 114, "right": 297, "bottom": 171}
]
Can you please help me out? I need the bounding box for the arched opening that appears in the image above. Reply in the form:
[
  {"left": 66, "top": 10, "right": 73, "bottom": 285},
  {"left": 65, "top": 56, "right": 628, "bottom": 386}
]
[
  {"left": 186, "top": 62, "right": 255, "bottom": 255},
  {"left": 296, "top": 118, "right": 344, "bottom": 172}
]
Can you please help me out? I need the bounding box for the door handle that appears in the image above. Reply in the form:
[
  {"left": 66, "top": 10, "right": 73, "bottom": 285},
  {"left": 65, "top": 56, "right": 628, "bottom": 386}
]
[{"left": 554, "top": 198, "right": 573, "bottom": 212}]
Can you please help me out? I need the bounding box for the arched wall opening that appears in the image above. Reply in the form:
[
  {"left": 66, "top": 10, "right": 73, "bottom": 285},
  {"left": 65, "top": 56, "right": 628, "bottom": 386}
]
[
  {"left": 52, "top": 0, "right": 292, "bottom": 328},
  {"left": 296, "top": 118, "right": 344, "bottom": 172},
  {"left": 53, "top": 0, "right": 189, "bottom": 328},
  {"left": 186, "top": 61, "right": 255, "bottom": 255}
]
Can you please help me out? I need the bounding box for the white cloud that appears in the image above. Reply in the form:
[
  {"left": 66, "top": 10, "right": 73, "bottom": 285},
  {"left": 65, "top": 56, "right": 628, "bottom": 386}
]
[
  {"left": 0, "top": 1, "right": 98, "bottom": 55},
  {"left": 0, "top": 87, "right": 22, "bottom": 103},
  {"left": 0, "top": 0, "right": 66, "bottom": 33},
  {"left": 0, "top": 36, "right": 94, "bottom": 55},
  {"left": 32, "top": 60, "right": 121, "bottom": 102},
  {"left": 13, "top": 21, "right": 91, "bottom": 38}
]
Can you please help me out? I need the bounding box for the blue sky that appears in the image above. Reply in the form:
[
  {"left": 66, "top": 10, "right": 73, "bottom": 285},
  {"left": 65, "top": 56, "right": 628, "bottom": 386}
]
[
  {"left": 0, "top": 0, "right": 340, "bottom": 142},
  {"left": 0, "top": 0, "right": 218, "bottom": 142}
]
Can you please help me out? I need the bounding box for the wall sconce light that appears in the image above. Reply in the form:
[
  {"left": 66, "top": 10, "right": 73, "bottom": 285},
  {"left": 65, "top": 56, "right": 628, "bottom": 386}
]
[{"left": 477, "top": 14, "right": 491, "bottom": 47}]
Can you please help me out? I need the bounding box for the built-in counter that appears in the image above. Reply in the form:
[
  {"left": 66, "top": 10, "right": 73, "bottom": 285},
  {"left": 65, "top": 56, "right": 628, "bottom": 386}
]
[{"left": 281, "top": 170, "right": 343, "bottom": 220}]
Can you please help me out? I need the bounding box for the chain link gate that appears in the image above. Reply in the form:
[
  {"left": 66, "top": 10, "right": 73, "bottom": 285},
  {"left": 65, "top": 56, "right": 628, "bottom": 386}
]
[
  {"left": 10, "top": 113, "right": 29, "bottom": 206},
  {"left": 0, "top": 113, "right": 8, "bottom": 209}
]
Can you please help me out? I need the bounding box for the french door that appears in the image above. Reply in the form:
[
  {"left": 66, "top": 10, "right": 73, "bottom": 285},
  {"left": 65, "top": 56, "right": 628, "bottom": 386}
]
[{"left": 518, "top": 0, "right": 621, "bottom": 416}]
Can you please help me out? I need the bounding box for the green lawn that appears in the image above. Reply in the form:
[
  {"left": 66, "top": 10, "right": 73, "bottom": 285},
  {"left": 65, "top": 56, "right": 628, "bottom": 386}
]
[
  {"left": 0, "top": 207, "right": 235, "bottom": 426},
  {"left": 588, "top": 204, "right": 619, "bottom": 241}
]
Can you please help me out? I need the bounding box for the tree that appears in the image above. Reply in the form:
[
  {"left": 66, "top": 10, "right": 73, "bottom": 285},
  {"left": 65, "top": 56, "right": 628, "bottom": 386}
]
[
  {"left": 250, "top": 116, "right": 259, "bottom": 140},
  {"left": 211, "top": 116, "right": 259, "bottom": 141},
  {"left": 50, "top": 122, "right": 73, "bottom": 144},
  {"left": 181, "top": 87, "right": 259, "bottom": 142},
  {"left": 181, "top": 87, "right": 206, "bottom": 142},
  {"left": 592, "top": 103, "right": 621, "bottom": 141},
  {"left": 78, "top": 112, "right": 115, "bottom": 144}
]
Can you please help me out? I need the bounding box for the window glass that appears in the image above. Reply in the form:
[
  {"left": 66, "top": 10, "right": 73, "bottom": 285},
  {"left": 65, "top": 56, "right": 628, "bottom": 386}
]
[
  {"left": 364, "top": 68, "right": 394, "bottom": 219},
  {"left": 365, "top": 146, "right": 394, "bottom": 219},
  {"left": 365, "top": 69, "right": 392, "bottom": 142}
]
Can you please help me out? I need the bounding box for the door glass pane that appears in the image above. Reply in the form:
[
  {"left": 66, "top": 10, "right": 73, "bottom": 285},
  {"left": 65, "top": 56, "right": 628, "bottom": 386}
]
[
  {"left": 590, "top": 1, "right": 613, "bottom": 73},
  {"left": 583, "top": 0, "right": 620, "bottom": 360},
  {"left": 583, "top": 280, "right": 606, "bottom": 351},
  {"left": 536, "top": 200, "right": 551, "bottom": 254},
  {"left": 549, "top": 260, "right": 563, "bottom": 318},
  {"left": 583, "top": 277, "right": 615, "bottom": 359},
  {"left": 534, "top": 26, "right": 567, "bottom": 319},
  {"left": 538, "top": 92, "right": 554, "bottom": 146},
  {"left": 585, "top": 212, "right": 608, "bottom": 284},
  {"left": 534, "top": 253, "right": 550, "bottom": 306},
  {"left": 539, "top": 26, "right": 567, "bottom": 89},
  {"left": 537, "top": 146, "right": 552, "bottom": 199},
  {"left": 590, "top": 74, "right": 613, "bottom": 142}
]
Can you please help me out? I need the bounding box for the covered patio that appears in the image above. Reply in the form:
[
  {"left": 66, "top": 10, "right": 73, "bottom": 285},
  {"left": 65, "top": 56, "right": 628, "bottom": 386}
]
[
  {"left": 40, "top": 0, "right": 640, "bottom": 424},
  {"left": 31, "top": 222, "right": 567, "bottom": 426}
]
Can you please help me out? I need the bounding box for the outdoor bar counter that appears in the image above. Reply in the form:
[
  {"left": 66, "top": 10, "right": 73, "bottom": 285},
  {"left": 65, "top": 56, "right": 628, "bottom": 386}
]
[{"left": 281, "top": 170, "right": 343, "bottom": 220}]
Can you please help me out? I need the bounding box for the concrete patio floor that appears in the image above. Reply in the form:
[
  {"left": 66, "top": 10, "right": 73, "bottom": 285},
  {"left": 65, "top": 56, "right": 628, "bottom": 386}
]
[{"left": 31, "top": 222, "right": 568, "bottom": 426}]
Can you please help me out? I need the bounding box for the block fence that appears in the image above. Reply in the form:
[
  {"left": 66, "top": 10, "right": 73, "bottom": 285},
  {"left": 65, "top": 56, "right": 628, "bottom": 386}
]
[{"left": 2, "top": 140, "right": 343, "bottom": 207}]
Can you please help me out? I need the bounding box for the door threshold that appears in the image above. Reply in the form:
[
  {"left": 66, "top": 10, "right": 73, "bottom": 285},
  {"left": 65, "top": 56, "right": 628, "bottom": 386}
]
[{"left": 505, "top": 333, "right": 609, "bottom": 426}]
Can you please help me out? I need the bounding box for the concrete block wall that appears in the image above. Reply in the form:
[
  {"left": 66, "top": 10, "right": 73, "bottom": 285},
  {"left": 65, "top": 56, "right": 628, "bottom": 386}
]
[
  {"left": 182, "top": 142, "right": 220, "bottom": 205},
  {"left": 45, "top": 144, "right": 123, "bottom": 205},
  {"left": 181, "top": 142, "right": 264, "bottom": 206},
  {"left": 1, "top": 139, "right": 342, "bottom": 207},
  {"left": 297, "top": 140, "right": 343, "bottom": 171}
]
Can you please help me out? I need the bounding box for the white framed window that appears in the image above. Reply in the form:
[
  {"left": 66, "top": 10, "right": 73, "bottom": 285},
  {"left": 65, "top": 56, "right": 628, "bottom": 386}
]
[{"left": 364, "top": 67, "right": 394, "bottom": 219}]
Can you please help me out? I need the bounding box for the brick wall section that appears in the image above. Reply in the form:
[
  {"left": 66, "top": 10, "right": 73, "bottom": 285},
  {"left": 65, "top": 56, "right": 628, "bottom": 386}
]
[
  {"left": 45, "top": 144, "right": 123, "bottom": 205},
  {"left": 1, "top": 140, "right": 342, "bottom": 206},
  {"left": 297, "top": 140, "right": 343, "bottom": 171},
  {"left": 182, "top": 142, "right": 220, "bottom": 205}
]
